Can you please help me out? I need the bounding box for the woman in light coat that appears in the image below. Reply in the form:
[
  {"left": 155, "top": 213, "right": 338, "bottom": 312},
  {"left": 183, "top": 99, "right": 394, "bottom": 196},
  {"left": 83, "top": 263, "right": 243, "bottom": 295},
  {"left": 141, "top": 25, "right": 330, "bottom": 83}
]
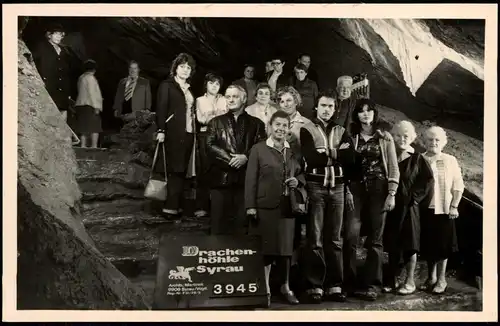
[{"left": 74, "top": 59, "right": 103, "bottom": 148}]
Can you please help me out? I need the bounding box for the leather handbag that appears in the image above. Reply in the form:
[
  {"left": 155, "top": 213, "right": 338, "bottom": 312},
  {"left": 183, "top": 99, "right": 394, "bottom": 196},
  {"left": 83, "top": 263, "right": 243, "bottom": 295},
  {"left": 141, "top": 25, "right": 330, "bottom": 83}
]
[
  {"left": 290, "top": 185, "right": 308, "bottom": 215},
  {"left": 144, "top": 140, "right": 168, "bottom": 201}
]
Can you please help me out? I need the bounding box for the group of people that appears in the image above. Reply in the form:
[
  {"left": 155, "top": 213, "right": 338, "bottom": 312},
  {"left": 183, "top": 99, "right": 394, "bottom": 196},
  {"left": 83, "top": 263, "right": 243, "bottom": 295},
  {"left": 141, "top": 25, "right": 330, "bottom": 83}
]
[
  {"left": 153, "top": 52, "right": 465, "bottom": 307},
  {"left": 32, "top": 24, "right": 466, "bottom": 308},
  {"left": 32, "top": 24, "right": 153, "bottom": 148}
]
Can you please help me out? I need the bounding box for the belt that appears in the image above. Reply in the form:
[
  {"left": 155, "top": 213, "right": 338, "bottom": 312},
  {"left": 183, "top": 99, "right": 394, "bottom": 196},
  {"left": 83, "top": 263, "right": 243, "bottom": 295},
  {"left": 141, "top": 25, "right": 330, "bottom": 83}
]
[{"left": 306, "top": 173, "right": 344, "bottom": 185}]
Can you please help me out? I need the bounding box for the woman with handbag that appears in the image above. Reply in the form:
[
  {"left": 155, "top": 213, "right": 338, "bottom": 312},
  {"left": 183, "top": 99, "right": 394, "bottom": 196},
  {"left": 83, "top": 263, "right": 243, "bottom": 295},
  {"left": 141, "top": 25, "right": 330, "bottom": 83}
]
[
  {"left": 155, "top": 53, "right": 197, "bottom": 219},
  {"left": 245, "top": 110, "right": 306, "bottom": 306}
]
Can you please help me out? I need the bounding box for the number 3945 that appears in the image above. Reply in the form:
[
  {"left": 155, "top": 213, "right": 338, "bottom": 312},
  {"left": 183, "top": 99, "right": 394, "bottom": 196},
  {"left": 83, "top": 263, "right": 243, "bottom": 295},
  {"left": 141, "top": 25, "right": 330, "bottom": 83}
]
[{"left": 212, "top": 283, "right": 258, "bottom": 296}]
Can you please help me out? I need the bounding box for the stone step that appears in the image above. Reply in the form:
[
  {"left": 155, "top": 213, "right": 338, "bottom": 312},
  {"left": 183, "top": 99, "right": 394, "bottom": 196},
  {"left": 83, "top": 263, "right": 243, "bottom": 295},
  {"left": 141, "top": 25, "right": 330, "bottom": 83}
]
[{"left": 80, "top": 181, "right": 146, "bottom": 202}]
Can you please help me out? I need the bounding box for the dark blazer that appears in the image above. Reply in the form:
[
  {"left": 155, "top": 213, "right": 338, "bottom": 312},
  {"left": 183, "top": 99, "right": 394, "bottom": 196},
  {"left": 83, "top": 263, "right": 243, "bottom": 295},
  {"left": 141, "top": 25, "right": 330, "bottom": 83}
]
[
  {"left": 245, "top": 140, "right": 305, "bottom": 210},
  {"left": 206, "top": 111, "right": 266, "bottom": 188},
  {"left": 155, "top": 78, "right": 196, "bottom": 173},
  {"left": 113, "top": 76, "right": 152, "bottom": 115},
  {"left": 32, "top": 40, "right": 73, "bottom": 111},
  {"left": 333, "top": 95, "right": 358, "bottom": 132}
]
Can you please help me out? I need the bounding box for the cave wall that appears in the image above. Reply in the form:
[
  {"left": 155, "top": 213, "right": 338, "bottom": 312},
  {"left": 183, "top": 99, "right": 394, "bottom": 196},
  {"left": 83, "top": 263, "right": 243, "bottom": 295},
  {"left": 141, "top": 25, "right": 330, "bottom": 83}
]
[{"left": 17, "top": 38, "right": 149, "bottom": 309}]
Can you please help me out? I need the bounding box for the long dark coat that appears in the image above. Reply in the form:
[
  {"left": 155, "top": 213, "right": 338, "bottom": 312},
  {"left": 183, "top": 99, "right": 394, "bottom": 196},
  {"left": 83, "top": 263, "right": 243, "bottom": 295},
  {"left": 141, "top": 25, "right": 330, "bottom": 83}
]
[
  {"left": 32, "top": 40, "right": 73, "bottom": 111},
  {"left": 383, "top": 150, "right": 434, "bottom": 253},
  {"left": 245, "top": 140, "right": 305, "bottom": 256},
  {"left": 155, "top": 78, "right": 196, "bottom": 174}
]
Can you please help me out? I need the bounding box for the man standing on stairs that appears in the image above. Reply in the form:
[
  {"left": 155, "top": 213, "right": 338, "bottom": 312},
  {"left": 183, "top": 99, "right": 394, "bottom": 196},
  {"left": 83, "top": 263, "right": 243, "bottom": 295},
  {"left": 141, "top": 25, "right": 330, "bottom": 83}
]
[
  {"left": 206, "top": 84, "right": 267, "bottom": 235},
  {"left": 299, "top": 90, "right": 352, "bottom": 304},
  {"left": 332, "top": 75, "right": 357, "bottom": 132},
  {"left": 113, "top": 60, "right": 152, "bottom": 123}
]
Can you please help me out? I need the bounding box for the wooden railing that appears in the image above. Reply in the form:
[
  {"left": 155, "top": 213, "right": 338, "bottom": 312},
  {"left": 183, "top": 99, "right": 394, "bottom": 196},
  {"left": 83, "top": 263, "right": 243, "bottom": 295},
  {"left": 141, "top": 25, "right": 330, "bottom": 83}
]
[{"left": 352, "top": 73, "right": 370, "bottom": 99}]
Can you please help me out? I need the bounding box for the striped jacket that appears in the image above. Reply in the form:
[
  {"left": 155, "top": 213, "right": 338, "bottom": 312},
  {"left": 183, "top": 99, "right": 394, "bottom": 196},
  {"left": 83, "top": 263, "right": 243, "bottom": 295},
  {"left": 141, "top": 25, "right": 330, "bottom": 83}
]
[{"left": 300, "top": 119, "right": 347, "bottom": 188}]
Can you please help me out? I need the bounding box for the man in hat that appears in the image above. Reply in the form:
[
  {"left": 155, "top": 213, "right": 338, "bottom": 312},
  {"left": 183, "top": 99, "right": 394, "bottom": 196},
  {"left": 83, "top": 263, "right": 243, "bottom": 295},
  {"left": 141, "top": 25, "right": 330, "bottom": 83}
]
[
  {"left": 32, "top": 23, "right": 75, "bottom": 122},
  {"left": 332, "top": 75, "right": 357, "bottom": 131}
]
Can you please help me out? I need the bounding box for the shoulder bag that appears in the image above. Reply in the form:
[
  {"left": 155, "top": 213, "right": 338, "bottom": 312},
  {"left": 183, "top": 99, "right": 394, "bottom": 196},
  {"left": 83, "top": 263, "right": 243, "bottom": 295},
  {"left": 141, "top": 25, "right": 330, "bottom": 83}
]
[{"left": 144, "top": 140, "right": 168, "bottom": 201}]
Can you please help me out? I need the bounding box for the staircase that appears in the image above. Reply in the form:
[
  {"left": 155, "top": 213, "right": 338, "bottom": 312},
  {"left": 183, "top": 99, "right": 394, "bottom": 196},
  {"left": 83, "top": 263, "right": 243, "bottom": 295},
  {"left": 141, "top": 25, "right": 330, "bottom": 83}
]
[{"left": 75, "top": 146, "right": 482, "bottom": 311}]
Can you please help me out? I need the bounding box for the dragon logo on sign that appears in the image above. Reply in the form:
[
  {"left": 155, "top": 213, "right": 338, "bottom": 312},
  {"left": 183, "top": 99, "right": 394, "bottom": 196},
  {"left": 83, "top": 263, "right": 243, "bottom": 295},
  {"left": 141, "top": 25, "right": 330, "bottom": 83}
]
[{"left": 168, "top": 266, "right": 195, "bottom": 282}]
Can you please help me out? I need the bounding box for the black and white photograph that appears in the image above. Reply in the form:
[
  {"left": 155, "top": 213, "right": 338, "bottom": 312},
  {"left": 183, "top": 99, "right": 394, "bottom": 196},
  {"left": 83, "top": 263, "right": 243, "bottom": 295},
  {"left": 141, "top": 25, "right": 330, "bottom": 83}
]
[{"left": 3, "top": 3, "right": 497, "bottom": 322}]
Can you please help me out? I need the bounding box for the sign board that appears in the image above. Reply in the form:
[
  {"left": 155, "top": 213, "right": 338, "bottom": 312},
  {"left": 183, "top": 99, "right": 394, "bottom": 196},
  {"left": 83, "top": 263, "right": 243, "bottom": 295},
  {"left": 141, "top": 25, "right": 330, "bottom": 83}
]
[{"left": 153, "top": 234, "right": 268, "bottom": 310}]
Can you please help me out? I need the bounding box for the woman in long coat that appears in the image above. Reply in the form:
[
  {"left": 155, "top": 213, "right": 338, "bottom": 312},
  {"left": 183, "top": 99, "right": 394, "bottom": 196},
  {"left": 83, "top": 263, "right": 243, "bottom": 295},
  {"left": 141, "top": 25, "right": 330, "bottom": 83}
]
[
  {"left": 245, "top": 110, "right": 305, "bottom": 306},
  {"left": 155, "top": 53, "right": 197, "bottom": 219},
  {"left": 32, "top": 24, "right": 73, "bottom": 121},
  {"left": 383, "top": 121, "right": 434, "bottom": 295}
]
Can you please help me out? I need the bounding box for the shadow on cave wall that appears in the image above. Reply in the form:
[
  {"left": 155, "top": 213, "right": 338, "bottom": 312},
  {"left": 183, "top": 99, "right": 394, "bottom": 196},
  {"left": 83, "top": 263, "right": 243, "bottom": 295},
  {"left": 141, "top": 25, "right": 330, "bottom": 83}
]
[{"left": 21, "top": 16, "right": 484, "bottom": 140}]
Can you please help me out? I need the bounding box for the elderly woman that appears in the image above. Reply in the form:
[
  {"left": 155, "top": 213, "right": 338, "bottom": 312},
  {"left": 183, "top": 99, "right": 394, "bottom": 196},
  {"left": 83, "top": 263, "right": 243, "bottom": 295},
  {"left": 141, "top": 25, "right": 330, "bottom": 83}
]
[
  {"left": 194, "top": 72, "right": 228, "bottom": 218},
  {"left": 276, "top": 86, "right": 312, "bottom": 162},
  {"left": 338, "top": 98, "right": 399, "bottom": 301},
  {"left": 245, "top": 110, "right": 305, "bottom": 306},
  {"left": 155, "top": 53, "right": 197, "bottom": 219},
  {"left": 420, "top": 126, "right": 465, "bottom": 294},
  {"left": 382, "top": 121, "right": 434, "bottom": 295},
  {"left": 245, "top": 82, "right": 278, "bottom": 130},
  {"left": 73, "top": 59, "right": 103, "bottom": 148}
]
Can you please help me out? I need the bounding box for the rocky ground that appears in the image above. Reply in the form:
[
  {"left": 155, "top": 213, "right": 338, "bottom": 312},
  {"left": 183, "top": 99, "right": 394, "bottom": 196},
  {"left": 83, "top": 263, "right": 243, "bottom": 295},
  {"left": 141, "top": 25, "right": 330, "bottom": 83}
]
[{"left": 76, "top": 145, "right": 482, "bottom": 311}]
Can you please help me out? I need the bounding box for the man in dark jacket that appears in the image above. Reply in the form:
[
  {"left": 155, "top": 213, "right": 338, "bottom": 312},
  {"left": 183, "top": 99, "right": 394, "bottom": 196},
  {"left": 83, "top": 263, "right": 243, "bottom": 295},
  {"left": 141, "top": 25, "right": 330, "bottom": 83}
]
[
  {"left": 299, "top": 90, "right": 353, "bottom": 304},
  {"left": 265, "top": 57, "right": 289, "bottom": 94},
  {"left": 206, "top": 84, "right": 267, "bottom": 235},
  {"left": 32, "top": 24, "right": 74, "bottom": 121},
  {"left": 332, "top": 75, "right": 358, "bottom": 132}
]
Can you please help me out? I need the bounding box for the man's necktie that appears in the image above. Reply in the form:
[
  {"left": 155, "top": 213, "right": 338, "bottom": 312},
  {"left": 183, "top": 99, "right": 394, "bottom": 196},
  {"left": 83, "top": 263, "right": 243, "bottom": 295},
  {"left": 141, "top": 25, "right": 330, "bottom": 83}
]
[{"left": 124, "top": 78, "right": 136, "bottom": 102}]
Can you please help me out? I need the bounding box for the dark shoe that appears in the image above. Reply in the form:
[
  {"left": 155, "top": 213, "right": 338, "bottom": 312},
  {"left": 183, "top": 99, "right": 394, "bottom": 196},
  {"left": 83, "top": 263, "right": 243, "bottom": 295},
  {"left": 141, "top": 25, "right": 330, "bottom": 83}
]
[
  {"left": 281, "top": 290, "right": 300, "bottom": 305},
  {"left": 354, "top": 289, "right": 378, "bottom": 301},
  {"left": 325, "top": 292, "right": 347, "bottom": 302},
  {"left": 305, "top": 293, "right": 322, "bottom": 304}
]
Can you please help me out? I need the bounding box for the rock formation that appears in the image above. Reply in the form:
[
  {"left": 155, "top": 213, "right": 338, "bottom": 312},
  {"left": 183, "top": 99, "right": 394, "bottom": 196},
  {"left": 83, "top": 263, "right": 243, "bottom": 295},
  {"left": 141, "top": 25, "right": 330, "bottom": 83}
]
[{"left": 17, "top": 39, "right": 149, "bottom": 310}]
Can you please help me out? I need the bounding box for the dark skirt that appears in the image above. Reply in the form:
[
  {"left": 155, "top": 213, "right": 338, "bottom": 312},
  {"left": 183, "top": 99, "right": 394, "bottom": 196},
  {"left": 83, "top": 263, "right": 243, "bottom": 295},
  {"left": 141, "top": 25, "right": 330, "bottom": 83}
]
[
  {"left": 384, "top": 200, "right": 420, "bottom": 253},
  {"left": 73, "top": 105, "right": 102, "bottom": 133},
  {"left": 249, "top": 196, "right": 295, "bottom": 257},
  {"left": 420, "top": 208, "right": 458, "bottom": 261}
]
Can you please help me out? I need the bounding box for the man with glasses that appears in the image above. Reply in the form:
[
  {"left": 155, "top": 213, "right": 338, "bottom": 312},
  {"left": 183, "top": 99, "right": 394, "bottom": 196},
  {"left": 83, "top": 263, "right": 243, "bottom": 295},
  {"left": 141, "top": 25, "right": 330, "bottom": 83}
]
[{"left": 266, "top": 57, "right": 289, "bottom": 94}]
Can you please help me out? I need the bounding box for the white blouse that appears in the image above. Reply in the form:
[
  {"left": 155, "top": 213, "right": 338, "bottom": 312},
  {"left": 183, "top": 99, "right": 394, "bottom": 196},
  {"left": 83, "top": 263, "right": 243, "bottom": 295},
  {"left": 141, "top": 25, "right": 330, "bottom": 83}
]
[
  {"left": 196, "top": 94, "right": 228, "bottom": 131},
  {"left": 423, "top": 152, "right": 465, "bottom": 215}
]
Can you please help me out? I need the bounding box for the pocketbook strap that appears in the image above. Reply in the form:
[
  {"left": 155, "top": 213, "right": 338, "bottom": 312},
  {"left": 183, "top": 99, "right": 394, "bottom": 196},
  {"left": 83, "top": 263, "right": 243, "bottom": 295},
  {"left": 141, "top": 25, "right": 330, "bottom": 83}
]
[{"left": 150, "top": 140, "right": 167, "bottom": 181}]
